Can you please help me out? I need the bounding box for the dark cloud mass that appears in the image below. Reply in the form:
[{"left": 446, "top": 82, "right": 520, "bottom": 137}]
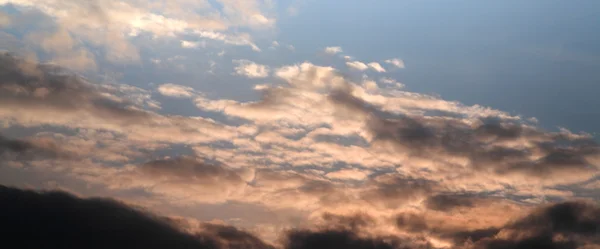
[
  {"left": 417, "top": 201, "right": 600, "bottom": 249},
  {"left": 0, "top": 184, "right": 271, "bottom": 249},
  {"left": 285, "top": 229, "right": 426, "bottom": 249},
  {"left": 2, "top": 184, "right": 600, "bottom": 249}
]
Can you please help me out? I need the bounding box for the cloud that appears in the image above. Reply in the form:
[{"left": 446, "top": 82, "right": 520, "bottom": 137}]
[
  {"left": 423, "top": 194, "right": 475, "bottom": 211},
  {"left": 384, "top": 58, "right": 405, "bottom": 69},
  {"left": 181, "top": 40, "right": 205, "bottom": 49},
  {"left": 99, "top": 156, "right": 254, "bottom": 204},
  {"left": 0, "top": 184, "right": 272, "bottom": 249},
  {"left": 196, "top": 31, "right": 261, "bottom": 51},
  {"left": 0, "top": 134, "right": 71, "bottom": 164},
  {"left": 324, "top": 46, "right": 343, "bottom": 54},
  {"left": 233, "top": 59, "right": 270, "bottom": 78},
  {"left": 1, "top": 0, "right": 271, "bottom": 66},
  {"left": 285, "top": 227, "right": 431, "bottom": 249},
  {"left": 158, "top": 83, "right": 196, "bottom": 98},
  {"left": 450, "top": 201, "right": 600, "bottom": 249},
  {"left": 367, "top": 62, "right": 386, "bottom": 73},
  {"left": 0, "top": 53, "right": 237, "bottom": 145},
  {"left": 325, "top": 168, "right": 370, "bottom": 181},
  {"left": 346, "top": 61, "right": 369, "bottom": 71},
  {"left": 24, "top": 28, "right": 97, "bottom": 71},
  {"left": 379, "top": 78, "right": 404, "bottom": 89},
  {"left": 3, "top": 52, "right": 600, "bottom": 249}
]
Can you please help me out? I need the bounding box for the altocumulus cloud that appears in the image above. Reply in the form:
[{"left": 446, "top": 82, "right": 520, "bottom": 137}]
[{"left": 2, "top": 51, "right": 600, "bottom": 249}]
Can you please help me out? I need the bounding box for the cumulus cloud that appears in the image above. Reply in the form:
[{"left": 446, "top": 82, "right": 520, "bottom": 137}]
[
  {"left": 324, "top": 46, "right": 343, "bottom": 54},
  {"left": 346, "top": 61, "right": 369, "bottom": 71},
  {"left": 384, "top": 58, "right": 405, "bottom": 69},
  {"left": 233, "top": 59, "right": 270, "bottom": 78},
  {"left": 367, "top": 62, "right": 386, "bottom": 73},
  {"left": 158, "top": 83, "right": 196, "bottom": 98}
]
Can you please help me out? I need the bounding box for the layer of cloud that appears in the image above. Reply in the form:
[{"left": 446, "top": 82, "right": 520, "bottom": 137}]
[{"left": 2, "top": 53, "right": 600, "bottom": 248}]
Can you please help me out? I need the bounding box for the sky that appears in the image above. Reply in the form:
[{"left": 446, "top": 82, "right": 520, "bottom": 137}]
[{"left": 1, "top": 1, "right": 600, "bottom": 249}]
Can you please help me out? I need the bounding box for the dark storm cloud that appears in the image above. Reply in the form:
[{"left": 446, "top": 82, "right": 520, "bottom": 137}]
[{"left": 0, "top": 185, "right": 271, "bottom": 249}]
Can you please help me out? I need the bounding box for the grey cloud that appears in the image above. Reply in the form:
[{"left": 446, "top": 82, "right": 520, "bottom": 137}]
[
  {"left": 0, "top": 53, "right": 151, "bottom": 124},
  {"left": 395, "top": 201, "right": 600, "bottom": 249},
  {"left": 0, "top": 134, "right": 70, "bottom": 162},
  {"left": 361, "top": 176, "right": 436, "bottom": 209},
  {"left": 470, "top": 201, "right": 600, "bottom": 249},
  {"left": 200, "top": 223, "right": 275, "bottom": 249},
  {"left": 285, "top": 229, "right": 429, "bottom": 249},
  {"left": 326, "top": 83, "right": 600, "bottom": 180},
  {"left": 320, "top": 212, "right": 375, "bottom": 231},
  {"left": 396, "top": 213, "right": 429, "bottom": 233},
  {"left": 140, "top": 156, "right": 246, "bottom": 185},
  {"left": 1, "top": 184, "right": 433, "bottom": 249},
  {"left": 424, "top": 194, "right": 475, "bottom": 212}
]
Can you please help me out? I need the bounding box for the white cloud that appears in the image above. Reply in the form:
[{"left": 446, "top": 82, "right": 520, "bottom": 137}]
[
  {"left": 384, "top": 58, "right": 405, "bottom": 69},
  {"left": 0, "top": 0, "right": 271, "bottom": 65},
  {"left": 324, "top": 46, "right": 343, "bottom": 54},
  {"left": 181, "top": 40, "right": 205, "bottom": 49},
  {"left": 367, "top": 62, "right": 386, "bottom": 72},
  {"left": 346, "top": 61, "right": 369, "bottom": 71},
  {"left": 380, "top": 77, "right": 405, "bottom": 88},
  {"left": 233, "top": 59, "right": 269, "bottom": 78},
  {"left": 157, "top": 83, "right": 196, "bottom": 98},
  {"left": 195, "top": 31, "right": 261, "bottom": 51}
]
